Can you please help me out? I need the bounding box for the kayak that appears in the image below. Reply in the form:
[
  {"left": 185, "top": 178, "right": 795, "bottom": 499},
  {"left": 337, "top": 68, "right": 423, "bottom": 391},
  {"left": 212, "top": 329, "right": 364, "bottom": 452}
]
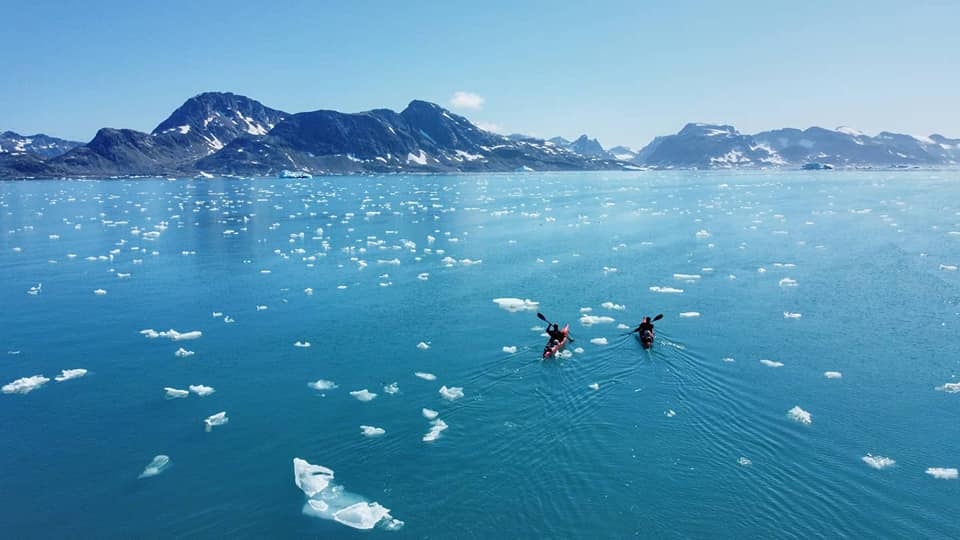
[
  {"left": 637, "top": 328, "right": 655, "bottom": 350},
  {"left": 542, "top": 324, "right": 570, "bottom": 359}
]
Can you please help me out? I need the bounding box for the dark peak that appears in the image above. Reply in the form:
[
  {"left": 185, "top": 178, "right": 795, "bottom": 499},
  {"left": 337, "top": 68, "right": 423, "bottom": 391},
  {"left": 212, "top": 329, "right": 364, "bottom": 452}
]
[
  {"left": 404, "top": 99, "right": 443, "bottom": 113},
  {"left": 2, "top": 130, "right": 23, "bottom": 138},
  {"left": 573, "top": 134, "right": 595, "bottom": 143},
  {"left": 548, "top": 136, "right": 571, "bottom": 146},
  {"left": 153, "top": 91, "right": 287, "bottom": 136},
  {"left": 677, "top": 123, "right": 739, "bottom": 137}
]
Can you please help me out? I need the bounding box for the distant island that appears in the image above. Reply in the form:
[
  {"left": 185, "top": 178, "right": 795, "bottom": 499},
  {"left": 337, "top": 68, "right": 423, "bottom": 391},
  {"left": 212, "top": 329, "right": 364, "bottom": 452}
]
[{"left": 2, "top": 92, "right": 957, "bottom": 179}]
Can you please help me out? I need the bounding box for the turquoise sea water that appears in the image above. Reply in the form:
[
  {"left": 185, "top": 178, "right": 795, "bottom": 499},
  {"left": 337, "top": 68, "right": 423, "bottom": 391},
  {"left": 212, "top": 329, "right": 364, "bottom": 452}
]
[{"left": 2, "top": 171, "right": 959, "bottom": 538}]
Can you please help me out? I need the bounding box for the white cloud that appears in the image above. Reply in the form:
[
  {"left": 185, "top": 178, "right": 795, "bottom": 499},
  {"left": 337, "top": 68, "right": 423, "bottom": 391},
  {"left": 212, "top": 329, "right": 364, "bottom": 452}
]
[{"left": 450, "top": 91, "right": 484, "bottom": 110}]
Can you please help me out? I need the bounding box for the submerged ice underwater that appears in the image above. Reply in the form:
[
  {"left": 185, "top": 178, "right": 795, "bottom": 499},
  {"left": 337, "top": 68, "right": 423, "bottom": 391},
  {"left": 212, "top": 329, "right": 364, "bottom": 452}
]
[{"left": 1, "top": 170, "right": 959, "bottom": 538}]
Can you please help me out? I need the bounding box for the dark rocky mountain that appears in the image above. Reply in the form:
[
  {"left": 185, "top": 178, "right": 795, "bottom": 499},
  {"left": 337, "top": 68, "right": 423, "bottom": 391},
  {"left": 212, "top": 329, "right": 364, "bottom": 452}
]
[
  {"left": 39, "top": 92, "right": 289, "bottom": 177},
  {"left": 196, "top": 101, "right": 625, "bottom": 175},
  {"left": 635, "top": 123, "right": 781, "bottom": 168},
  {"left": 568, "top": 135, "right": 606, "bottom": 158},
  {"left": 0, "top": 131, "right": 82, "bottom": 158},
  {"left": 607, "top": 145, "right": 637, "bottom": 161}
]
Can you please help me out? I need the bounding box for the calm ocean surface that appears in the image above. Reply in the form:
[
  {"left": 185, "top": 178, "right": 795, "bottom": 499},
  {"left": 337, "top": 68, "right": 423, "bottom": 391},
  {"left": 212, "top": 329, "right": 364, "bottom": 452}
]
[{"left": 2, "top": 171, "right": 959, "bottom": 538}]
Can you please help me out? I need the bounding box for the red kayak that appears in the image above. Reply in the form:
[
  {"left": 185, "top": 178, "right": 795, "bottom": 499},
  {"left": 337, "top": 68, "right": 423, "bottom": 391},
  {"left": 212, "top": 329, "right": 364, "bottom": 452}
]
[{"left": 542, "top": 324, "right": 570, "bottom": 359}]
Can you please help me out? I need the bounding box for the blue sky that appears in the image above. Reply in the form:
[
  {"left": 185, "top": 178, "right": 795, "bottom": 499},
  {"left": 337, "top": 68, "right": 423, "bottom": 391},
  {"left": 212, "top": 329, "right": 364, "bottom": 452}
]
[{"left": 3, "top": 0, "right": 957, "bottom": 149}]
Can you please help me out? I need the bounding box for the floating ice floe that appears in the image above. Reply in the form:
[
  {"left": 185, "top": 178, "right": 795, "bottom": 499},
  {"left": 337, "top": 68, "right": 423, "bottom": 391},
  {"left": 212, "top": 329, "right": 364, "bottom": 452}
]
[
  {"left": 695, "top": 229, "right": 711, "bottom": 239},
  {"left": 140, "top": 329, "right": 202, "bottom": 341},
  {"left": 665, "top": 409, "right": 676, "bottom": 417},
  {"left": 492, "top": 297, "right": 539, "bottom": 313},
  {"left": 423, "top": 419, "right": 448, "bottom": 442},
  {"left": 783, "top": 312, "right": 802, "bottom": 319},
  {"left": 294, "top": 341, "right": 311, "bottom": 348},
  {"left": 502, "top": 345, "right": 517, "bottom": 354},
  {"left": 580, "top": 315, "right": 615, "bottom": 326},
  {"left": 293, "top": 458, "right": 403, "bottom": 530},
  {"left": 422, "top": 408, "right": 439, "bottom": 420},
  {"left": 679, "top": 312, "right": 700, "bottom": 318},
  {"left": 2, "top": 375, "right": 50, "bottom": 394},
  {"left": 414, "top": 372, "right": 436, "bottom": 381},
  {"left": 439, "top": 385, "right": 464, "bottom": 401},
  {"left": 738, "top": 457, "right": 752, "bottom": 466},
  {"left": 760, "top": 359, "right": 784, "bottom": 368},
  {"left": 308, "top": 379, "right": 338, "bottom": 391},
  {"left": 189, "top": 384, "right": 215, "bottom": 397},
  {"left": 590, "top": 337, "right": 608, "bottom": 345},
  {"left": 778, "top": 278, "right": 798, "bottom": 287},
  {"left": 935, "top": 382, "right": 960, "bottom": 393},
  {"left": 256, "top": 305, "right": 268, "bottom": 311},
  {"left": 174, "top": 347, "right": 195, "bottom": 357},
  {"left": 600, "top": 301, "right": 626, "bottom": 311},
  {"left": 204, "top": 411, "right": 228, "bottom": 432},
  {"left": 138, "top": 455, "right": 171, "bottom": 479},
  {"left": 304, "top": 287, "right": 314, "bottom": 295},
  {"left": 673, "top": 273, "right": 701, "bottom": 280},
  {"left": 787, "top": 406, "right": 811, "bottom": 425},
  {"left": 54, "top": 369, "right": 87, "bottom": 382},
  {"left": 940, "top": 264, "right": 958, "bottom": 271},
  {"left": 360, "top": 425, "right": 386, "bottom": 437},
  {"left": 417, "top": 272, "right": 429, "bottom": 280},
  {"left": 164, "top": 387, "right": 189, "bottom": 399},
  {"left": 27, "top": 283, "right": 42, "bottom": 295},
  {"left": 350, "top": 389, "right": 377, "bottom": 402},
  {"left": 650, "top": 286, "right": 683, "bottom": 294},
  {"left": 824, "top": 371, "right": 843, "bottom": 379},
  {"left": 94, "top": 288, "right": 107, "bottom": 295},
  {"left": 925, "top": 467, "right": 958, "bottom": 480},
  {"left": 588, "top": 382, "right": 599, "bottom": 391},
  {"left": 383, "top": 382, "right": 399, "bottom": 395},
  {"left": 862, "top": 454, "right": 896, "bottom": 470},
  {"left": 416, "top": 342, "right": 430, "bottom": 350},
  {"left": 722, "top": 357, "right": 736, "bottom": 363}
]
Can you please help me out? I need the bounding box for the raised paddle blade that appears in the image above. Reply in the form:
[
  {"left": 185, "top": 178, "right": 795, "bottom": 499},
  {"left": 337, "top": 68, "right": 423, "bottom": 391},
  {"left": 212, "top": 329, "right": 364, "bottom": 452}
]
[
  {"left": 537, "top": 312, "right": 548, "bottom": 322},
  {"left": 653, "top": 314, "right": 664, "bottom": 322}
]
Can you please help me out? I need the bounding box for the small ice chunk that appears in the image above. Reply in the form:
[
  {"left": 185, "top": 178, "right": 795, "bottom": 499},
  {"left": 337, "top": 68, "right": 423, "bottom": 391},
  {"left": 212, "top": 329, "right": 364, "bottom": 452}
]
[
  {"left": 204, "top": 411, "right": 228, "bottom": 431},
  {"left": 416, "top": 342, "right": 430, "bottom": 350},
  {"left": 2, "top": 375, "right": 50, "bottom": 394},
  {"left": 294, "top": 341, "right": 311, "bottom": 348},
  {"left": 649, "top": 286, "right": 683, "bottom": 294},
  {"left": 760, "top": 359, "right": 784, "bottom": 367},
  {"left": 580, "top": 315, "right": 615, "bottom": 326},
  {"left": 174, "top": 347, "right": 194, "bottom": 357},
  {"left": 783, "top": 312, "right": 802, "bottom": 319},
  {"left": 334, "top": 501, "right": 394, "bottom": 529},
  {"left": 824, "top": 371, "right": 843, "bottom": 379},
  {"left": 940, "top": 264, "right": 958, "bottom": 271},
  {"left": 722, "top": 357, "right": 736, "bottom": 363},
  {"left": 673, "top": 273, "right": 701, "bottom": 280},
  {"left": 679, "top": 311, "right": 700, "bottom": 318},
  {"left": 862, "top": 454, "right": 896, "bottom": 470},
  {"left": 600, "top": 301, "right": 626, "bottom": 310},
  {"left": 308, "top": 379, "right": 338, "bottom": 391},
  {"left": 935, "top": 382, "right": 960, "bottom": 393},
  {"left": 665, "top": 409, "right": 676, "bottom": 417},
  {"left": 350, "top": 389, "right": 377, "bottom": 402},
  {"left": 502, "top": 345, "right": 517, "bottom": 354},
  {"left": 787, "top": 406, "right": 811, "bottom": 425},
  {"left": 414, "top": 372, "right": 436, "bottom": 381},
  {"left": 492, "top": 297, "right": 539, "bottom": 313},
  {"left": 695, "top": 229, "right": 711, "bottom": 239},
  {"left": 304, "top": 288, "right": 314, "bottom": 295},
  {"left": 422, "top": 408, "right": 439, "bottom": 420},
  {"left": 925, "top": 467, "right": 958, "bottom": 480},
  {"left": 383, "top": 382, "right": 399, "bottom": 395},
  {"left": 360, "top": 425, "right": 386, "bottom": 437},
  {"left": 293, "top": 458, "right": 334, "bottom": 496},
  {"left": 138, "top": 455, "right": 171, "bottom": 478},
  {"left": 164, "top": 387, "right": 189, "bottom": 399},
  {"left": 423, "top": 419, "right": 448, "bottom": 442},
  {"left": 189, "top": 384, "right": 215, "bottom": 397},
  {"left": 738, "top": 457, "right": 752, "bottom": 466},
  {"left": 417, "top": 272, "right": 429, "bottom": 280},
  {"left": 779, "top": 277, "right": 798, "bottom": 287},
  {"left": 590, "top": 337, "right": 608, "bottom": 345},
  {"left": 439, "top": 385, "right": 464, "bottom": 401},
  {"left": 54, "top": 369, "right": 87, "bottom": 382},
  {"left": 94, "top": 288, "right": 107, "bottom": 295},
  {"left": 588, "top": 382, "right": 599, "bottom": 391}
]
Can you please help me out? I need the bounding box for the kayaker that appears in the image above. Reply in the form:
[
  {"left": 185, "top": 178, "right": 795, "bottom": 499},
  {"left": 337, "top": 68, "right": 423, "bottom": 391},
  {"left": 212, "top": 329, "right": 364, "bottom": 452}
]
[
  {"left": 546, "top": 323, "right": 564, "bottom": 343},
  {"left": 632, "top": 317, "right": 654, "bottom": 336}
]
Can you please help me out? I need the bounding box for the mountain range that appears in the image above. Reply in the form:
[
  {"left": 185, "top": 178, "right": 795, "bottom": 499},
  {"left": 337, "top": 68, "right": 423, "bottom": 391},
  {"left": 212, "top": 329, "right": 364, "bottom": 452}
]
[{"left": 2, "top": 92, "right": 957, "bottom": 179}]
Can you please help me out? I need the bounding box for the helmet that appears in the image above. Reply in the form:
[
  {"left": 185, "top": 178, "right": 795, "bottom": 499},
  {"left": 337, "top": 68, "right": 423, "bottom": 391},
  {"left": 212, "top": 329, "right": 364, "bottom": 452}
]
[{"left": 642, "top": 317, "right": 650, "bottom": 323}]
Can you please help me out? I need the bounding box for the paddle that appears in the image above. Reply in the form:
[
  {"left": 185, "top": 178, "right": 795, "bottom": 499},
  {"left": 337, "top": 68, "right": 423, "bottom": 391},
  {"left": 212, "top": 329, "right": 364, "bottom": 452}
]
[{"left": 537, "top": 312, "right": 574, "bottom": 342}]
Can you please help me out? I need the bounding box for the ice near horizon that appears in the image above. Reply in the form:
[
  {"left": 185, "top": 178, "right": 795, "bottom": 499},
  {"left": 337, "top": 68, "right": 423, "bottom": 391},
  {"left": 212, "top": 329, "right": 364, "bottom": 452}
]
[{"left": 2, "top": 171, "right": 959, "bottom": 538}]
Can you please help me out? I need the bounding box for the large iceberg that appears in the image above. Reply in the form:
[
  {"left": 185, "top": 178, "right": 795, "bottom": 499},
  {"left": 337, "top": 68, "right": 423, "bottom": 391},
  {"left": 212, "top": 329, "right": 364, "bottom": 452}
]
[{"left": 292, "top": 458, "right": 403, "bottom": 531}]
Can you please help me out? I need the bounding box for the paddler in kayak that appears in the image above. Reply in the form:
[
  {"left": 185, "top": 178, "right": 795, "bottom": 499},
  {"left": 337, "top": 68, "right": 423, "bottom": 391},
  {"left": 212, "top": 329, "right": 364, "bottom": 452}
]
[
  {"left": 546, "top": 323, "right": 565, "bottom": 344},
  {"left": 630, "top": 314, "right": 663, "bottom": 349}
]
